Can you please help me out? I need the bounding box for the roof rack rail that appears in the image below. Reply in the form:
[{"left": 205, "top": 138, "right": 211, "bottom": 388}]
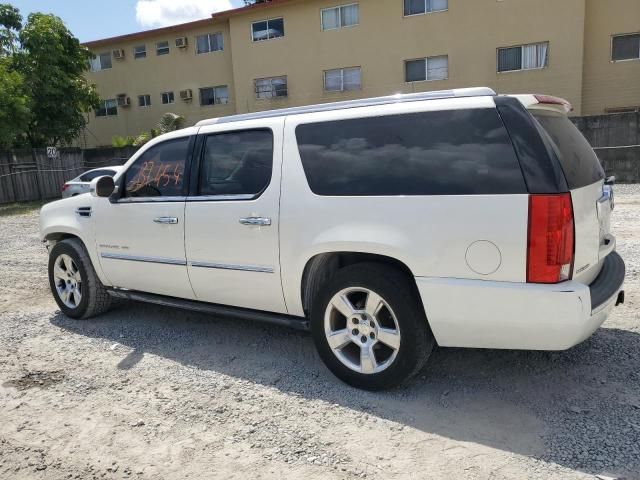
[{"left": 196, "top": 87, "right": 496, "bottom": 126}]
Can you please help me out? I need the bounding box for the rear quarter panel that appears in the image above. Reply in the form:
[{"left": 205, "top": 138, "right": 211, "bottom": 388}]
[{"left": 279, "top": 98, "right": 529, "bottom": 316}]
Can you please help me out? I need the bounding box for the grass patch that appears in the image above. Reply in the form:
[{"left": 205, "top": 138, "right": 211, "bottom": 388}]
[{"left": 0, "top": 200, "right": 49, "bottom": 217}]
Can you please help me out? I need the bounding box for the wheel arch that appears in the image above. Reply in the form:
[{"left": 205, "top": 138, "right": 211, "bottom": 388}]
[
  {"left": 300, "top": 252, "right": 418, "bottom": 317},
  {"left": 43, "top": 229, "right": 111, "bottom": 287}
]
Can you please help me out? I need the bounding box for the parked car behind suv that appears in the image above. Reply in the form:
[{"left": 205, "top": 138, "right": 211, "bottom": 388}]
[
  {"left": 40, "top": 87, "right": 625, "bottom": 390},
  {"left": 61, "top": 166, "right": 123, "bottom": 198}
]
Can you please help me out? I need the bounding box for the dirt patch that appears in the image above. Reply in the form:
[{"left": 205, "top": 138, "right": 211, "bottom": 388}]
[{"left": 3, "top": 371, "right": 65, "bottom": 391}]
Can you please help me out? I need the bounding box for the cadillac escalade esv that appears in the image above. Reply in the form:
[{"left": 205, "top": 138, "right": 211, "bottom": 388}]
[{"left": 40, "top": 87, "right": 625, "bottom": 390}]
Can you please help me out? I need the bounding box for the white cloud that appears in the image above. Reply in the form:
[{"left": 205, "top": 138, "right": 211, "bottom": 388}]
[{"left": 136, "top": 0, "right": 241, "bottom": 28}]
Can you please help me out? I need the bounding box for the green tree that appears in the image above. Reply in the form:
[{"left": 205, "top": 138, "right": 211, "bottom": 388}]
[
  {"left": 13, "top": 12, "right": 99, "bottom": 147},
  {"left": 157, "top": 112, "right": 185, "bottom": 134},
  {"left": 0, "top": 60, "right": 28, "bottom": 148},
  {"left": 0, "top": 3, "right": 20, "bottom": 55},
  {"left": 133, "top": 113, "right": 185, "bottom": 147}
]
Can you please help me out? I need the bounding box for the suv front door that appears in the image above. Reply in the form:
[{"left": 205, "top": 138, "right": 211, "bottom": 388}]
[
  {"left": 94, "top": 135, "right": 196, "bottom": 299},
  {"left": 185, "top": 119, "right": 286, "bottom": 313}
]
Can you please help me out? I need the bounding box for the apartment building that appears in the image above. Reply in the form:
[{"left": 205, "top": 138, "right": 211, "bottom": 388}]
[{"left": 82, "top": 0, "right": 640, "bottom": 147}]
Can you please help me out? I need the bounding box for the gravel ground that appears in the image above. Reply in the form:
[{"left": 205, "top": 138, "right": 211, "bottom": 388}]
[{"left": 0, "top": 189, "right": 639, "bottom": 480}]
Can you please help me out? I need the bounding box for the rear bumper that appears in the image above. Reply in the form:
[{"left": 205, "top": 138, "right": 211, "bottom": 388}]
[{"left": 415, "top": 252, "right": 625, "bottom": 351}]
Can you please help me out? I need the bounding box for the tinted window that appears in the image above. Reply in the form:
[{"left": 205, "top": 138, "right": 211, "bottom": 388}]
[
  {"left": 124, "top": 137, "right": 190, "bottom": 197},
  {"left": 532, "top": 113, "right": 604, "bottom": 189},
  {"left": 295, "top": 109, "right": 526, "bottom": 196},
  {"left": 79, "top": 169, "right": 116, "bottom": 182},
  {"left": 199, "top": 130, "right": 273, "bottom": 196}
]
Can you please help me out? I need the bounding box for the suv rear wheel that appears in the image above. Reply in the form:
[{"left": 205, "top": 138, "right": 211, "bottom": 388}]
[
  {"left": 311, "top": 263, "right": 434, "bottom": 390},
  {"left": 48, "top": 238, "right": 113, "bottom": 319}
]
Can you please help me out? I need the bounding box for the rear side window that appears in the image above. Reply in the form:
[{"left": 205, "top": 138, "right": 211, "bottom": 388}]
[
  {"left": 532, "top": 113, "right": 604, "bottom": 189},
  {"left": 124, "top": 137, "right": 189, "bottom": 197},
  {"left": 295, "top": 109, "right": 526, "bottom": 195},
  {"left": 198, "top": 129, "right": 273, "bottom": 196}
]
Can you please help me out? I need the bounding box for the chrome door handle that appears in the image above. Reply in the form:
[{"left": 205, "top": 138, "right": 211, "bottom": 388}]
[
  {"left": 154, "top": 217, "right": 178, "bottom": 224},
  {"left": 239, "top": 217, "right": 272, "bottom": 226}
]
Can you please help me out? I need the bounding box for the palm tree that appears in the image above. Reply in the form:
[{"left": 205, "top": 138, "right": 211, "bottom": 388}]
[
  {"left": 133, "top": 113, "right": 185, "bottom": 146},
  {"left": 157, "top": 112, "right": 185, "bottom": 134}
]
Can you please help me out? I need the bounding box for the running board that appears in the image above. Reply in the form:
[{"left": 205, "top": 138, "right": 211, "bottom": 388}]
[{"left": 107, "top": 289, "right": 310, "bottom": 331}]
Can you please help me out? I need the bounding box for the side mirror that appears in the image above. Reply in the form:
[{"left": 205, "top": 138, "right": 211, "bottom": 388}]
[{"left": 90, "top": 175, "right": 115, "bottom": 198}]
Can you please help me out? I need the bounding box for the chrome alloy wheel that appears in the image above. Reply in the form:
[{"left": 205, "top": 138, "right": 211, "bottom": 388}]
[
  {"left": 53, "top": 254, "right": 82, "bottom": 309},
  {"left": 324, "top": 287, "right": 401, "bottom": 374}
]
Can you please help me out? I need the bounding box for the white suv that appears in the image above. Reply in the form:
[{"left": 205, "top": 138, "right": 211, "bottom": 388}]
[{"left": 40, "top": 87, "right": 625, "bottom": 390}]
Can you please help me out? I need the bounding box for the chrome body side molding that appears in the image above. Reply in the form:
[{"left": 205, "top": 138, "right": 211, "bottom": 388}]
[
  {"left": 100, "top": 252, "right": 187, "bottom": 266},
  {"left": 189, "top": 261, "right": 275, "bottom": 273}
]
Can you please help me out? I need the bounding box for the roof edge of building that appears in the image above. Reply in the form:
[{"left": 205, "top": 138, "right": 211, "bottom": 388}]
[
  {"left": 82, "top": 17, "right": 216, "bottom": 48},
  {"left": 210, "top": 0, "right": 295, "bottom": 20},
  {"left": 83, "top": 0, "right": 294, "bottom": 49}
]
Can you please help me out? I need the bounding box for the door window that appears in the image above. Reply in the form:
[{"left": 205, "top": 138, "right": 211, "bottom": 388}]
[
  {"left": 198, "top": 129, "right": 273, "bottom": 197},
  {"left": 124, "top": 137, "right": 190, "bottom": 198}
]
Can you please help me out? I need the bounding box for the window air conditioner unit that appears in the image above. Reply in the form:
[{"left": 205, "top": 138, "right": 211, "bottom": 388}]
[
  {"left": 180, "top": 89, "right": 193, "bottom": 101},
  {"left": 116, "top": 94, "right": 131, "bottom": 107},
  {"left": 175, "top": 37, "right": 188, "bottom": 48},
  {"left": 112, "top": 49, "right": 125, "bottom": 60}
]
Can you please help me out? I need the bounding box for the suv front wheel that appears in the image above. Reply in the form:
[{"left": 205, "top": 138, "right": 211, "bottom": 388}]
[
  {"left": 311, "top": 263, "right": 435, "bottom": 390},
  {"left": 48, "top": 238, "right": 113, "bottom": 319}
]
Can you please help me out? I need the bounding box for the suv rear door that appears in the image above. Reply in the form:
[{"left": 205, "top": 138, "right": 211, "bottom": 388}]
[
  {"left": 529, "top": 108, "right": 609, "bottom": 284},
  {"left": 184, "top": 118, "right": 287, "bottom": 314}
]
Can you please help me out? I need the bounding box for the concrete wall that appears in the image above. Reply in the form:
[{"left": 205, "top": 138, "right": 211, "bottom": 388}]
[{"left": 573, "top": 112, "right": 640, "bottom": 183}]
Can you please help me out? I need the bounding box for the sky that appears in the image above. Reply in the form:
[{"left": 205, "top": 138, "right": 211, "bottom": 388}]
[{"left": 10, "top": 0, "right": 245, "bottom": 42}]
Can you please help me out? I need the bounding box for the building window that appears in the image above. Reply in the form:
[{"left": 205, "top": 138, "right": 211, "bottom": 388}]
[
  {"left": 252, "top": 18, "right": 285, "bottom": 41},
  {"left": 156, "top": 41, "right": 170, "bottom": 55},
  {"left": 321, "top": 4, "right": 359, "bottom": 30},
  {"left": 161, "top": 91, "right": 175, "bottom": 104},
  {"left": 200, "top": 86, "right": 229, "bottom": 106},
  {"left": 405, "top": 55, "right": 448, "bottom": 82},
  {"left": 404, "top": 0, "right": 448, "bottom": 16},
  {"left": 196, "top": 33, "right": 223, "bottom": 54},
  {"left": 95, "top": 99, "right": 117, "bottom": 117},
  {"left": 324, "top": 67, "right": 361, "bottom": 92},
  {"left": 612, "top": 33, "right": 640, "bottom": 61},
  {"left": 255, "top": 76, "right": 288, "bottom": 99},
  {"left": 89, "top": 52, "right": 112, "bottom": 72},
  {"left": 498, "top": 42, "right": 549, "bottom": 72},
  {"left": 133, "top": 45, "right": 146, "bottom": 59},
  {"left": 138, "top": 95, "right": 152, "bottom": 107}
]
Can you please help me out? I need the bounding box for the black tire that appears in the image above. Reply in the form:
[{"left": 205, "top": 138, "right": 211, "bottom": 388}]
[
  {"left": 48, "top": 238, "right": 113, "bottom": 319},
  {"left": 310, "top": 262, "right": 435, "bottom": 391}
]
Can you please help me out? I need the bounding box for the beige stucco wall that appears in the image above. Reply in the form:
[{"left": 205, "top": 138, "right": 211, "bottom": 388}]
[
  {"left": 81, "top": 0, "right": 637, "bottom": 147},
  {"left": 84, "top": 20, "right": 235, "bottom": 146},
  {"left": 229, "top": 0, "right": 586, "bottom": 115},
  {"left": 582, "top": 0, "right": 640, "bottom": 115}
]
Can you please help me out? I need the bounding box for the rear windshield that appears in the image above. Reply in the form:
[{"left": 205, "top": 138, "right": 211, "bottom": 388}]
[
  {"left": 295, "top": 108, "right": 527, "bottom": 196},
  {"left": 532, "top": 113, "right": 604, "bottom": 189}
]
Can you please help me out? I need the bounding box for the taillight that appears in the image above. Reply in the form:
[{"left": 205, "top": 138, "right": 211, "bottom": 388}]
[
  {"left": 527, "top": 194, "right": 574, "bottom": 284},
  {"left": 61, "top": 184, "right": 69, "bottom": 192}
]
